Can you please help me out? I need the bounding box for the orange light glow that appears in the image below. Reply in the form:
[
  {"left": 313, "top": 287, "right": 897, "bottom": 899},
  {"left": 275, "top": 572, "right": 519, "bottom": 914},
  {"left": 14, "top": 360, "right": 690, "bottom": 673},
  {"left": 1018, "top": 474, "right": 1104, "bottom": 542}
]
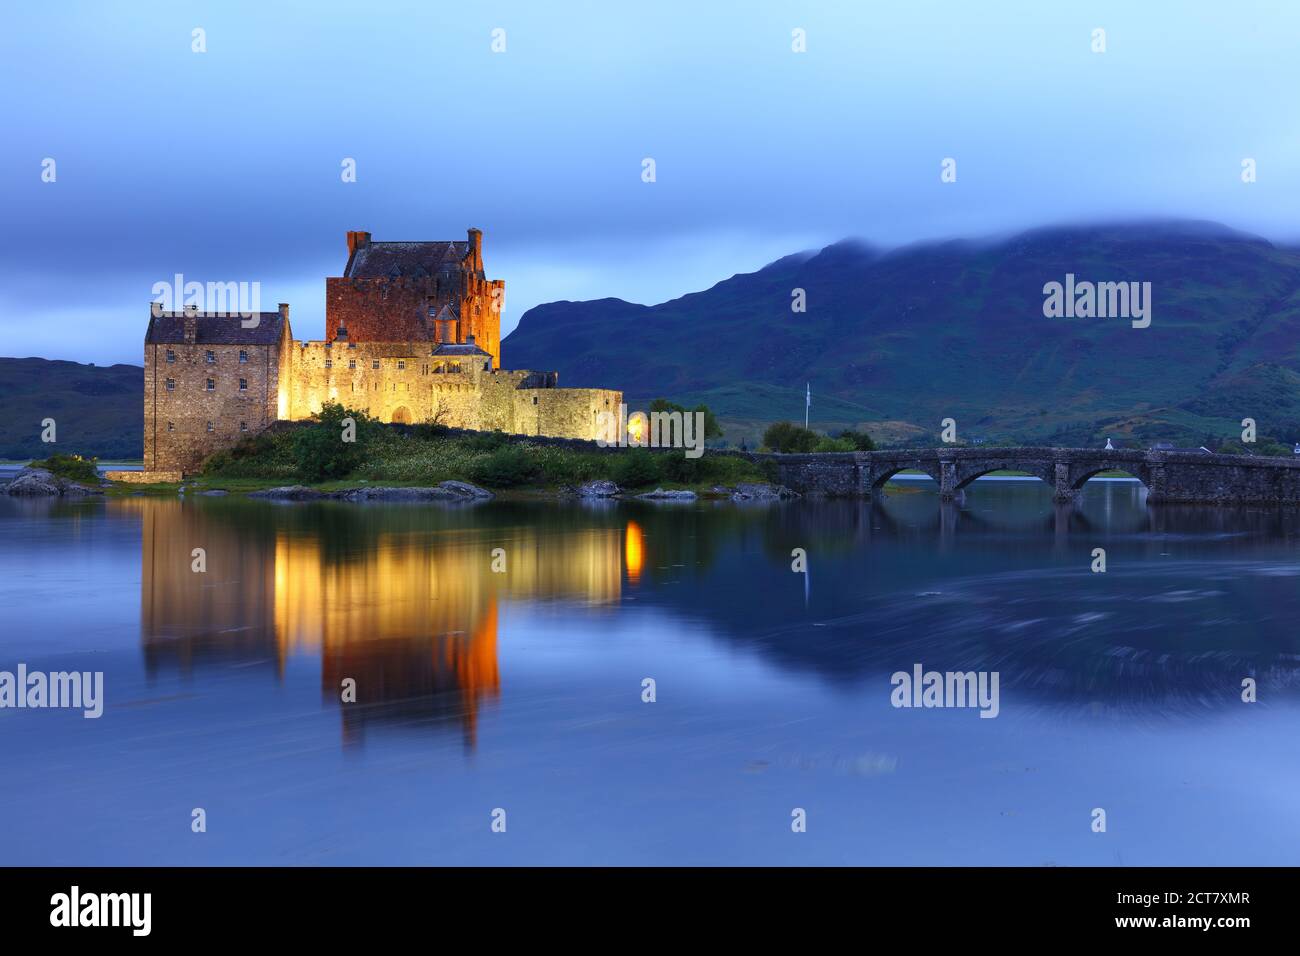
[
  {"left": 627, "top": 413, "right": 647, "bottom": 444},
  {"left": 625, "top": 520, "right": 644, "bottom": 583}
]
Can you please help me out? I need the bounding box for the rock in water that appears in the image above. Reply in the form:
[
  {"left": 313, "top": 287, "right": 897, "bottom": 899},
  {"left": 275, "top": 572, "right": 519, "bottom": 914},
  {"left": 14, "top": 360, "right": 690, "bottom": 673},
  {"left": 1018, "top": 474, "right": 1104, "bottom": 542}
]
[
  {"left": 247, "top": 485, "right": 326, "bottom": 501},
  {"left": 577, "top": 480, "right": 621, "bottom": 498},
  {"left": 636, "top": 487, "right": 697, "bottom": 501},
  {"left": 337, "top": 483, "right": 492, "bottom": 502},
  {"left": 436, "top": 480, "right": 494, "bottom": 500},
  {"left": 730, "top": 482, "right": 800, "bottom": 501},
  {"left": 4, "top": 467, "right": 102, "bottom": 497}
]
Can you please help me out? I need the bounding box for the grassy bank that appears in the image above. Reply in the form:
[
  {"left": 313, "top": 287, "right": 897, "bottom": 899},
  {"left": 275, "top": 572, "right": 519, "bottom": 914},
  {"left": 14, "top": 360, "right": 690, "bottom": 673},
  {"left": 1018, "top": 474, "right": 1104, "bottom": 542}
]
[{"left": 197, "top": 414, "right": 767, "bottom": 494}]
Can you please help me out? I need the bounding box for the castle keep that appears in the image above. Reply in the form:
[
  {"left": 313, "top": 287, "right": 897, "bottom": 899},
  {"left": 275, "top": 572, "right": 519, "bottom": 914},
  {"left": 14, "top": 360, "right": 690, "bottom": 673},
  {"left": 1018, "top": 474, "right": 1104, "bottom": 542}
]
[{"left": 139, "top": 229, "right": 621, "bottom": 477}]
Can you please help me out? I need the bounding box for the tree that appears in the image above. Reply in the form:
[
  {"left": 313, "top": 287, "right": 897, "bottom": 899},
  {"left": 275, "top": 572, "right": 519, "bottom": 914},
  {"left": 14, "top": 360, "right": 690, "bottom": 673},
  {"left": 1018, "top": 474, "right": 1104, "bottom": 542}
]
[
  {"left": 837, "top": 429, "right": 876, "bottom": 451},
  {"left": 650, "top": 398, "right": 723, "bottom": 439},
  {"left": 762, "top": 421, "right": 819, "bottom": 453},
  {"left": 292, "top": 402, "right": 380, "bottom": 480}
]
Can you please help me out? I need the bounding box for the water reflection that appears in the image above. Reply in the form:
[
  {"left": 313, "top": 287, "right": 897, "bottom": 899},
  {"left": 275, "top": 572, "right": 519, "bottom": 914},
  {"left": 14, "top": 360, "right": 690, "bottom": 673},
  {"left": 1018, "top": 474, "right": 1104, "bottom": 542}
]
[
  {"left": 120, "top": 480, "right": 1300, "bottom": 754},
  {"left": 135, "top": 498, "right": 624, "bottom": 748}
]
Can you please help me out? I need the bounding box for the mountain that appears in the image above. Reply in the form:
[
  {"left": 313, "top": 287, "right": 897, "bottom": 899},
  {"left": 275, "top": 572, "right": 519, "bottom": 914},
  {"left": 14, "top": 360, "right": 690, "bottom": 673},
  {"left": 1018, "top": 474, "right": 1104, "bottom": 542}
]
[
  {"left": 0, "top": 358, "right": 142, "bottom": 460},
  {"left": 501, "top": 221, "right": 1300, "bottom": 447}
]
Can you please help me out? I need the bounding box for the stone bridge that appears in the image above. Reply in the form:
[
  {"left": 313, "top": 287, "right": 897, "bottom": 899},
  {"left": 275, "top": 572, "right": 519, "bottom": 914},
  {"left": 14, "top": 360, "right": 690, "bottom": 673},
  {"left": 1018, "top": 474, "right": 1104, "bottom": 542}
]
[{"left": 756, "top": 447, "right": 1300, "bottom": 505}]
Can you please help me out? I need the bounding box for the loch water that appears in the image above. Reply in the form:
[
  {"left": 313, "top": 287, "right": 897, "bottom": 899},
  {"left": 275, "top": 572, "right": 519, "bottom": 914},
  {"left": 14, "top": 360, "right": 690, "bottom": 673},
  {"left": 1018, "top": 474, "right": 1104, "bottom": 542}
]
[{"left": 2, "top": 478, "right": 1298, "bottom": 865}]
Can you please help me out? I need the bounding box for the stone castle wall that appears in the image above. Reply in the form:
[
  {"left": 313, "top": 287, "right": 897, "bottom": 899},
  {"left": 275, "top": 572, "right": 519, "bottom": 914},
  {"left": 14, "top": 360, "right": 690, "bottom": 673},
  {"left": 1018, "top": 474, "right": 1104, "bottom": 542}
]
[
  {"left": 137, "top": 228, "right": 616, "bottom": 477},
  {"left": 144, "top": 332, "right": 285, "bottom": 474},
  {"left": 284, "top": 340, "right": 619, "bottom": 438},
  {"left": 144, "top": 333, "right": 621, "bottom": 476}
]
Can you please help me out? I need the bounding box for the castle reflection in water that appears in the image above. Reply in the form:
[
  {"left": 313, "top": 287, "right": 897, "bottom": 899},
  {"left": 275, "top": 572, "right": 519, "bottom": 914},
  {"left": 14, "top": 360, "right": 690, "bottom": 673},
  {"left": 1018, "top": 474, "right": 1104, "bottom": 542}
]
[{"left": 131, "top": 498, "right": 635, "bottom": 749}]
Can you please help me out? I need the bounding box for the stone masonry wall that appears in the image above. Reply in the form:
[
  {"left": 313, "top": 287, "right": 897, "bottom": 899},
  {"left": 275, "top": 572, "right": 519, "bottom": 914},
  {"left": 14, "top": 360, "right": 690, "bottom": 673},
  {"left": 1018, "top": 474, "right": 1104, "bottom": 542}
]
[
  {"left": 284, "top": 340, "right": 620, "bottom": 438},
  {"left": 144, "top": 337, "right": 283, "bottom": 474}
]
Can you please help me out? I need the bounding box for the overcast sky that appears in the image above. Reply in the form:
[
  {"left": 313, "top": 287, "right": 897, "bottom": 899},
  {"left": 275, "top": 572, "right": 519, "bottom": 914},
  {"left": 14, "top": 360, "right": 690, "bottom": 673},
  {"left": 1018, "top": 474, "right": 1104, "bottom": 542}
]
[{"left": 3, "top": 0, "right": 1299, "bottom": 366}]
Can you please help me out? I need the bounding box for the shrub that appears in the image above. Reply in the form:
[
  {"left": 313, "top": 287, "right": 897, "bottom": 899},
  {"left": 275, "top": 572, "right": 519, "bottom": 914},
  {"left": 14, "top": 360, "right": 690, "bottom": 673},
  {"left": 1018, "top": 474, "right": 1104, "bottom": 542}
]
[
  {"left": 31, "top": 453, "right": 98, "bottom": 482},
  {"left": 532, "top": 446, "right": 604, "bottom": 486},
  {"left": 463, "top": 430, "right": 511, "bottom": 452},
  {"left": 411, "top": 422, "right": 451, "bottom": 441},
  {"left": 762, "top": 421, "right": 819, "bottom": 453},
  {"left": 814, "top": 436, "right": 855, "bottom": 452},
  {"left": 659, "top": 452, "right": 702, "bottom": 484},
  {"left": 202, "top": 428, "right": 300, "bottom": 479},
  {"left": 292, "top": 402, "right": 380, "bottom": 481},
  {"left": 838, "top": 429, "right": 876, "bottom": 451},
  {"left": 469, "top": 446, "right": 541, "bottom": 487},
  {"left": 611, "top": 449, "right": 662, "bottom": 488}
]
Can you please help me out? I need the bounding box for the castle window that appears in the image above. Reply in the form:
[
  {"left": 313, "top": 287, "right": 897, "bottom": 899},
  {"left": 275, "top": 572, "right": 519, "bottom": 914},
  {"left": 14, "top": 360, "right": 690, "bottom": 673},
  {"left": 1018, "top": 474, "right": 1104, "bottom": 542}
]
[
  {"left": 397, "top": 360, "right": 405, "bottom": 370},
  {"left": 348, "top": 342, "right": 356, "bottom": 349},
  {"left": 166, "top": 421, "right": 174, "bottom": 432},
  {"left": 206, "top": 421, "right": 214, "bottom": 432},
  {"left": 483, "top": 361, "right": 490, "bottom": 371},
  {"left": 240, "top": 421, "right": 248, "bottom": 432},
  {"left": 205, "top": 350, "right": 215, "bottom": 364},
  {"left": 166, "top": 349, "right": 175, "bottom": 363},
  {"left": 239, "top": 350, "right": 248, "bottom": 363},
  {"left": 325, "top": 360, "right": 332, "bottom": 369},
  {"left": 533, "top": 396, "right": 539, "bottom": 405},
  {"left": 349, "top": 360, "right": 356, "bottom": 370},
  {"left": 206, "top": 378, "right": 215, "bottom": 391},
  {"left": 165, "top": 378, "right": 175, "bottom": 391},
  {"left": 372, "top": 360, "right": 380, "bottom": 369},
  {"left": 239, "top": 378, "right": 248, "bottom": 391}
]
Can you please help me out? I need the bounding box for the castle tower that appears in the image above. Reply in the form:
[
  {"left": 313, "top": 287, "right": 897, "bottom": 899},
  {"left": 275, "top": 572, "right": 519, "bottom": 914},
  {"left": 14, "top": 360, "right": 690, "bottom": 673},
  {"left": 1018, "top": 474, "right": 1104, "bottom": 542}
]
[{"left": 324, "top": 228, "right": 502, "bottom": 366}]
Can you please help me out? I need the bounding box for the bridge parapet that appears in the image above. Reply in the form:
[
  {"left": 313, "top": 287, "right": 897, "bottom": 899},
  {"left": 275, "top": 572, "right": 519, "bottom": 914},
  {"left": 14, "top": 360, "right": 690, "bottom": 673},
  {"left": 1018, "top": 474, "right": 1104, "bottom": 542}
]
[{"left": 753, "top": 447, "right": 1300, "bottom": 506}]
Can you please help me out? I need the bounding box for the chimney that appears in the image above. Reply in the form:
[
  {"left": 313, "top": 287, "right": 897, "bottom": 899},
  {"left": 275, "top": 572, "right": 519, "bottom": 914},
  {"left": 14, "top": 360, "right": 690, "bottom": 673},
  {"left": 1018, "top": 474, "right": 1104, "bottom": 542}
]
[
  {"left": 347, "top": 231, "right": 371, "bottom": 254},
  {"left": 335, "top": 324, "right": 348, "bottom": 341},
  {"left": 468, "top": 227, "right": 482, "bottom": 260},
  {"left": 466, "top": 333, "right": 476, "bottom": 346},
  {"left": 183, "top": 314, "right": 197, "bottom": 345}
]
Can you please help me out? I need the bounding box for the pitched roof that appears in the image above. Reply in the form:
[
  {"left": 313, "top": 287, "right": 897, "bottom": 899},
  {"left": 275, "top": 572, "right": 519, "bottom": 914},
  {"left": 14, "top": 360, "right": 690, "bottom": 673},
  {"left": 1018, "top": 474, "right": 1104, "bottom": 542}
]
[
  {"left": 346, "top": 241, "right": 468, "bottom": 280},
  {"left": 146, "top": 311, "right": 287, "bottom": 345},
  {"left": 432, "top": 341, "right": 492, "bottom": 357}
]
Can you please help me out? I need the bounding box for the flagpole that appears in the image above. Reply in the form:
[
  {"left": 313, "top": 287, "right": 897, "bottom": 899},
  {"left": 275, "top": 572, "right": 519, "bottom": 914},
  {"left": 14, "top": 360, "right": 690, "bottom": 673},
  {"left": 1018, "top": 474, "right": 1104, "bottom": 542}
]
[{"left": 805, "top": 382, "right": 810, "bottom": 430}]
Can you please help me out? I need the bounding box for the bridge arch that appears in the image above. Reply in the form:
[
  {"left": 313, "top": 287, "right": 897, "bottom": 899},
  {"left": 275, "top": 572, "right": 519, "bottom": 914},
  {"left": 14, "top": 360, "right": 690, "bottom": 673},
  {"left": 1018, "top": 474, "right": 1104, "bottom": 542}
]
[
  {"left": 1069, "top": 462, "right": 1150, "bottom": 491},
  {"left": 871, "top": 462, "right": 943, "bottom": 490},
  {"left": 953, "top": 461, "right": 1056, "bottom": 491}
]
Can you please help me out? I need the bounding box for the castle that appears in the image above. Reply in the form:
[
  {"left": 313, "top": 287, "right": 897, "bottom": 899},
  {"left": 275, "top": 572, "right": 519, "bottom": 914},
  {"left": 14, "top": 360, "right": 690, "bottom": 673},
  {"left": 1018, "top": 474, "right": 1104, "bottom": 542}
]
[{"left": 136, "top": 228, "right": 622, "bottom": 478}]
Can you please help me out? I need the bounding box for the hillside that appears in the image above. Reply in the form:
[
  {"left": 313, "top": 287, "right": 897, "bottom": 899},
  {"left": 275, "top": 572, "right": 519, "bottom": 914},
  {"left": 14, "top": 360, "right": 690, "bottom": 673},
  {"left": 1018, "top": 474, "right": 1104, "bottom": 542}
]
[
  {"left": 501, "top": 221, "right": 1300, "bottom": 447},
  {"left": 0, "top": 358, "right": 142, "bottom": 460},
  {"left": 7, "top": 221, "right": 1300, "bottom": 456}
]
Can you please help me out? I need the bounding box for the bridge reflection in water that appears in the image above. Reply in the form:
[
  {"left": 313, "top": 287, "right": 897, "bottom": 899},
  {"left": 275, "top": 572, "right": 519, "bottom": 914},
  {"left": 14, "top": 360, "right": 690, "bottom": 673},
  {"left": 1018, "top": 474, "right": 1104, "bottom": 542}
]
[{"left": 134, "top": 498, "right": 628, "bottom": 749}]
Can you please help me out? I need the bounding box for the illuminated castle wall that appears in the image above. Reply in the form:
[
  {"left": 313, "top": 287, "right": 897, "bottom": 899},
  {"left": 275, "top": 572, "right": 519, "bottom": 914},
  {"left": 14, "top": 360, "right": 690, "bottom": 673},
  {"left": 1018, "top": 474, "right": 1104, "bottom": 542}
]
[{"left": 139, "top": 228, "right": 622, "bottom": 477}]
